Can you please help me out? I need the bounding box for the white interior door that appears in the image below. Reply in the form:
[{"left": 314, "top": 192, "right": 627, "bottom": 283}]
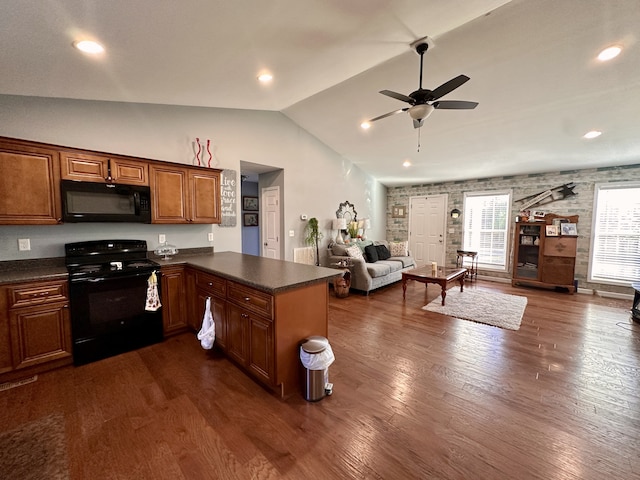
[
  {"left": 261, "top": 186, "right": 280, "bottom": 259},
  {"left": 409, "top": 195, "right": 446, "bottom": 267}
]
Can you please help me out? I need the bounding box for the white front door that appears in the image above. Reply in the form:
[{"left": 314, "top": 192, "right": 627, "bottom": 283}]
[
  {"left": 409, "top": 195, "right": 447, "bottom": 267},
  {"left": 261, "top": 186, "right": 280, "bottom": 259}
]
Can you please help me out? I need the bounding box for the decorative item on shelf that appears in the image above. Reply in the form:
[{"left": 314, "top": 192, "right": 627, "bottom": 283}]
[
  {"left": 431, "top": 261, "right": 438, "bottom": 275},
  {"left": 561, "top": 223, "right": 578, "bottom": 236},
  {"left": 154, "top": 242, "right": 179, "bottom": 260},
  {"left": 194, "top": 138, "right": 202, "bottom": 166},
  {"left": 546, "top": 225, "right": 559, "bottom": 236},
  {"left": 305, "top": 217, "right": 323, "bottom": 266},
  {"left": 450, "top": 208, "right": 461, "bottom": 219},
  {"left": 347, "top": 221, "right": 359, "bottom": 239},
  {"left": 333, "top": 218, "right": 347, "bottom": 244}
]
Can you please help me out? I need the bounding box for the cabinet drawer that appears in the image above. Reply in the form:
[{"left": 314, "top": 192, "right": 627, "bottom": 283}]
[
  {"left": 227, "top": 282, "right": 273, "bottom": 320},
  {"left": 541, "top": 256, "right": 575, "bottom": 285},
  {"left": 543, "top": 237, "right": 577, "bottom": 257},
  {"left": 9, "top": 281, "right": 68, "bottom": 308},
  {"left": 194, "top": 271, "right": 226, "bottom": 297}
]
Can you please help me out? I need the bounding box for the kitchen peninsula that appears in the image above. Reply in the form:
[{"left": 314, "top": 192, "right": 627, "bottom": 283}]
[{"left": 159, "top": 252, "right": 339, "bottom": 398}]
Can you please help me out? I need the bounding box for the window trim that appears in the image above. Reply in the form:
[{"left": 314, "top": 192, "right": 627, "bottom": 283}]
[
  {"left": 588, "top": 181, "right": 640, "bottom": 286},
  {"left": 462, "top": 189, "right": 512, "bottom": 273}
]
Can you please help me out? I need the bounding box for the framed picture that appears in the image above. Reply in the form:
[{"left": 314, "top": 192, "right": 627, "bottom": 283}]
[
  {"left": 243, "top": 196, "right": 258, "bottom": 211},
  {"left": 243, "top": 212, "right": 259, "bottom": 226},
  {"left": 561, "top": 223, "right": 577, "bottom": 236},
  {"left": 546, "top": 225, "right": 559, "bottom": 236},
  {"left": 392, "top": 205, "right": 407, "bottom": 218},
  {"left": 552, "top": 218, "right": 569, "bottom": 226},
  {"left": 532, "top": 210, "right": 546, "bottom": 219}
]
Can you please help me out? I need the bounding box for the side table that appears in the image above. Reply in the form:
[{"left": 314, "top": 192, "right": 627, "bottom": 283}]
[{"left": 456, "top": 250, "right": 478, "bottom": 281}]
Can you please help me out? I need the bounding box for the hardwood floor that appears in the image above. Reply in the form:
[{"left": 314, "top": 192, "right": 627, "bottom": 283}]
[{"left": 1, "top": 280, "right": 639, "bottom": 479}]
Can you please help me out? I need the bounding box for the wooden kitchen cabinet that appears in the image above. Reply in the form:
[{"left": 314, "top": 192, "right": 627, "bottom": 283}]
[
  {"left": 1, "top": 279, "right": 72, "bottom": 378},
  {"left": 150, "top": 164, "right": 221, "bottom": 224},
  {"left": 512, "top": 219, "right": 578, "bottom": 293},
  {"left": 0, "top": 137, "right": 62, "bottom": 225},
  {"left": 160, "top": 265, "right": 189, "bottom": 336},
  {"left": 190, "top": 269, "right": 227, "bottom": 348},
  {"left": 60, "top": 150, "right": 148, "bottom": 185}
]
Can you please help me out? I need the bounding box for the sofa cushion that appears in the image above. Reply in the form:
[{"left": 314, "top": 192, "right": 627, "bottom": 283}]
[
  {"left": 346, "top": 245, "right": 365, "bottom": 261},
  {"left": 364, "top": 244, "right": 379, "bottom": 263},
  {"left": 375, "top": 244, "right": 391, "bottom": 260},
  {"left": 366, "top": 262, "right": 391, "bottom": 278},
  {"left": 389, "top": 241, "right": 408, "bottom": 257},
  {"left": 378, "top": 260, "right": 404, "bottom": 273},
  {"left": 388, "top": 256, "right": 415, "bottom": 268}
]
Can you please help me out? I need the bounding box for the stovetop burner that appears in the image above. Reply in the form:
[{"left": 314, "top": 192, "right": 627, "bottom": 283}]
[{"left": 65, "top": 240, "right": 159, "bottom": 278}]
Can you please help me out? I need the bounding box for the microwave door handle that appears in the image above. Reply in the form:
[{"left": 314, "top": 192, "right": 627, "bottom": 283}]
[{"left": 134, "top": 191, "right": 141, "bottom": 215}]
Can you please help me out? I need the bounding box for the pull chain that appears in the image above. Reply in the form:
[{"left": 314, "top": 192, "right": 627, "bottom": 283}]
[{"left": 417, "top": 127, "right": 421, "bottom": 152}]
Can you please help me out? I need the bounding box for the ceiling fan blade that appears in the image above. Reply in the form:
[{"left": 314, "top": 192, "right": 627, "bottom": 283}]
[
  {"left": 433, "top": 100, "right": 478, "bottom": 110},
  {"left": 379, "top": 90, "right": 414, "bottom": 104},
  {"left": 413, "top": 118, "right": 424, "bottom": 129},
  {"left": 369, "top": 108, "right": 409, "bottom": 122},
  {"left": 429, "top": 75, "right": 470, "bottom": 101}
]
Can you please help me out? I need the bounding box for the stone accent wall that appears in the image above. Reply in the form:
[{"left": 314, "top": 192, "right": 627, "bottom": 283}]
[{"left": 386, "top": 164, "right": 640, "bottom": 295}]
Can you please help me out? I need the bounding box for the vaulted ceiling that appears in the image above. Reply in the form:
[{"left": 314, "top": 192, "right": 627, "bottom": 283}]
[{"left": 1, "top": 0, "right": 638, "bottom": 186}]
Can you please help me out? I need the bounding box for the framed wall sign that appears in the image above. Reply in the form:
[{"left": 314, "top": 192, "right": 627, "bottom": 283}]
[
  {"left": 243, "top": 196, "right": 258, "bottom": 211},
  {"left": 243, "top": 212, "right": 259, "bottom": 226},
  {"left": 392, "top": 205, "right": 407, "bottom": 218}
]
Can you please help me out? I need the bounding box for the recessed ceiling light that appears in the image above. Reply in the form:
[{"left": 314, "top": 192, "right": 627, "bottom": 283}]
[
  {"left": 402, "top": 160, "right": 411, "bottom": 167},
  {"left": 257, "top": 73, "right": 273, "bottom": 83},
  {"left": 597, "top": 45, "right": 622, "bottom": 62},
  {"left": 583, "top": 130, "right": 602, "bottom": 139},
  {"left": 73, "top": 40, "right": 104, "bottom": 54},
  {"left": 360, "top": 122, "right": 371, "bottom": 130}
]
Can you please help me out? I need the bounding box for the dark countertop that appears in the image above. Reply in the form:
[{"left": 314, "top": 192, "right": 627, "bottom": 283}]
[
  {"left": 0, "top": 251, "right": 339, "bottom": 294},
  {"left": 155, "top": 251, "right": 340, "bottom": 294}
]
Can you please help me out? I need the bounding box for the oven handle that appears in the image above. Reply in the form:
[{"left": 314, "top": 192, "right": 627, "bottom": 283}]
[{"left": 70, "top": 270, "right": 156, "bottom": 284}]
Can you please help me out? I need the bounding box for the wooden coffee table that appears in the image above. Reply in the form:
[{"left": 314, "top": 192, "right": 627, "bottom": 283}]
[{"left": 402, "top": 266, "right": 467, "bottom": 306}]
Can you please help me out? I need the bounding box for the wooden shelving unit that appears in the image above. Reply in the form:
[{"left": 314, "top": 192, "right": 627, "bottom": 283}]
[{"left": 512, "top": 217, "right": 578, "bottom": 293}]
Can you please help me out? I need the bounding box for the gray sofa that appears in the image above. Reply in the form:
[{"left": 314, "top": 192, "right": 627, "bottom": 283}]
[{"left": 327, "top": 240, "right": 416, "bottom": 294}]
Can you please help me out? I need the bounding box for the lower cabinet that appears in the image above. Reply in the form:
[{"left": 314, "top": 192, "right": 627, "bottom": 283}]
[
  {"left": 160, "top": 265, "right": 189, "bottom": 336},
  {"left": 0, "top": 279, "right": 73, "bottom": 380}
]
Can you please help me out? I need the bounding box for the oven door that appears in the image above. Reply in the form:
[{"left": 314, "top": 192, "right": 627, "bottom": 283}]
[{"left": 69, "top": 270, "right": 163, "bottom": 365}]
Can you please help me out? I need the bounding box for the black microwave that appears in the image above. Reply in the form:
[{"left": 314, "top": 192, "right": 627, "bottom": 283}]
[{"left": 61, "top": 180, "right": 152, "bottom": 223}]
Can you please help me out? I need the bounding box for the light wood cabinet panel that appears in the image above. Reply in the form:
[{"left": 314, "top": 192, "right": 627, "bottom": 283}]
[
  {"left": 160, "top": 265, "right": 188, "bottom": 336},
  {"left": 60, "top": 151, "right": 148, "bottom": 185},
  {"left": 248, "top": 314, "right": 274, "bottom": 383},
  {"left": 150, "top": 164, "right": 221, "bottom": 224},
  {"left": 226, "top": 303, "right": 249, "bottom": 366},
  {"left": 0, "top": 138, "right": 61, "bottom": 225}
]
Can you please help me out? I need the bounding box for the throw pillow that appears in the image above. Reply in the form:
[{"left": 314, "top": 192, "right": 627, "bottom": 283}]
[
  {"left": 375, "top": 244, "right": 391, "bottom": 260},
  {"left": 331, "top": 244, "right": 349, "bottom": 256},
  {"left": 345, "top": 245, "right": 365, "bottom": 261},
  {"left": 364, "top": 244, "right": 379, "bottom": 263},
  {"left": 389, "top": 241, "right": 408, "bottom": 257}
]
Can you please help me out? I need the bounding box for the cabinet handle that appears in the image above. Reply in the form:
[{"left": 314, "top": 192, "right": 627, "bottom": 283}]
[
  {"left": 208, "top": 282, "right": 213, "bottom": 286},
  {"left": 241, "top": 313, "right": 249, "bottom": 318},
  {"left": 243, "top": 297, "right": 251, "bottom": 302}
]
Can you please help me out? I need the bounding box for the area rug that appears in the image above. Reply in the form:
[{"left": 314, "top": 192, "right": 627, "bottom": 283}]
[
  {"left": 0, "top": 413, "right": 69, "bottom": 480},
  {"left": 422, "top": 289, "right": 527, "bottom": 330}
]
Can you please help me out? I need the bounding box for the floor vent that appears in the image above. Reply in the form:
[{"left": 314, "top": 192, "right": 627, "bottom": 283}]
[{"left": 0, "top": 375, "right": 38, "bottom": 392}]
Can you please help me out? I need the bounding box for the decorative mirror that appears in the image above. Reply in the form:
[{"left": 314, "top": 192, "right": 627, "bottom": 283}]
[{"left": 336, "top": 201, "right": 357, "bottom": 224}]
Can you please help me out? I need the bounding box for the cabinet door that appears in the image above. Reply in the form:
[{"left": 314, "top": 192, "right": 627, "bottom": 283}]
[
  {"left": 110, "top": 158, "right": 148, "bottom": 185},
  {"left": 194, "top": 289, "right": 227, "bottom": 349},
  {"left": 226, "top": 303, "right": 248, "bottom": 366},
  {"left": 0, "top": 141, "right": 61, "bottom": 224},
  {"left": 541, "top": 257, "right": 575, "bottom": 285},
  {"left": 61, "top": 151, "right": 149, "bottom": 185},
  {"left": 9, "top": 303, "right": 72, "bottom": 370},
  {"left": 248, "top": 314, "right": 274, "bottom": 384},
  {"left": 188, "top": 169, "right": 221, "bottom": 224},
  {"left": 150, "top": 165, "right": 189, "bottom": 223},
  {"left": 161, "top": 266, "right": 188, "bottom": 335}
]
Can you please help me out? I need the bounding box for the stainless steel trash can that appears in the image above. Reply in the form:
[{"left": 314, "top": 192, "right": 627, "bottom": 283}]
[{"left": 300, "top": 337, "right": 330, "bottom": 402}]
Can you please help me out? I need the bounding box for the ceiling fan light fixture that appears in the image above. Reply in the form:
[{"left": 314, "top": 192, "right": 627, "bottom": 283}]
[
  {"left": 408, "top": 104, "right": 434, "bottom": 121},
  {"left": 583, "top": 130, "right": 602, "bottom": 139},
  {"left": 597, "top": 45, "right": 622, "bottom": 62},
  {"left": 73, "top": 40, "right": 104, "bottom": 54},
  {"left": 402, "top": 160, "right": 411, "bottom": 167},
  {"left": 257, "top": 72, "right": 273, "bottom": 83}
]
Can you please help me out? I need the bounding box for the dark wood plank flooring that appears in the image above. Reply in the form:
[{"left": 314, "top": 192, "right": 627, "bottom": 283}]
[{"left": 1, "top": 280, "right": 639, "bottom": 479}]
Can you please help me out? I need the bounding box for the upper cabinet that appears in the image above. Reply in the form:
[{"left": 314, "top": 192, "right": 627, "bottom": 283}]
[
  {"left": 0, "top": 138, "right": 62, "bottom": 224},
  {"left": 150, "top": 164, "right": 221, "bottom": 224},
  {"left": 60, "top": 150, "right": 148, "bottom": 185}
]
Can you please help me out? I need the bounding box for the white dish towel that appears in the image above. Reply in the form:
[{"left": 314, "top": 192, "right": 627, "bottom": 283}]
[{"left": 197, "top": 297, "right": 216, "bottom": 350}]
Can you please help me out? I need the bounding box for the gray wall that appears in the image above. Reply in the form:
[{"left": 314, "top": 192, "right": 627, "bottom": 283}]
[{"left": 387, "top": 164, "right": 640, "bottom": 295}]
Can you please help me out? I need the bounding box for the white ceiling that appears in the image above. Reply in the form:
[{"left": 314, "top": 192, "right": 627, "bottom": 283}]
[{"left": 1, "top": 0, "right": 639, "bottom": 187}]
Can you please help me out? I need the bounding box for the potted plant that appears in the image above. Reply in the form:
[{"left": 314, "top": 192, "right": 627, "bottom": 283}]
[{"left": 304, "top": 217, "right": 323, "bottom": 266}]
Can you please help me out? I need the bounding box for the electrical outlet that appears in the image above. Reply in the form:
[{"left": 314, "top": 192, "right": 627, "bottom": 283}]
[
  {"left": 159, "top": 234, "right": 166, "bottom": 244},
  {"left": 289, "top": 230, "right": 295, "bottom": 237},
  {"left": 18, "top": 238, "right": 31, "bottom": 251},
  {"left": 208, "top": 233, "right": 214, "bottom": 242}
]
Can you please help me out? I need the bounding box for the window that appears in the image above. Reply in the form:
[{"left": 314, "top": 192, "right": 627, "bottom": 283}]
[
  {"left": 589, "top": 182, "right": 640, "bottom": 284},
  {"left": 463, "top": 191, "right": 511, "bottom": 271}
]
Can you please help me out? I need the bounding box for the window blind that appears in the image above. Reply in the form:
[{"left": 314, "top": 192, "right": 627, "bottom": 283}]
[
  {"left": 463, "top": 191, "right": 511, "bottom": 270},
  {"left": 590, "top": 183, "right": 640, "bottom": 284}
]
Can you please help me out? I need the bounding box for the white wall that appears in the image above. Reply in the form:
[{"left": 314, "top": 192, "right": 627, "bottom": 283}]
[{"left": 0, "top": 94, "right": 385, "bottom": 262}]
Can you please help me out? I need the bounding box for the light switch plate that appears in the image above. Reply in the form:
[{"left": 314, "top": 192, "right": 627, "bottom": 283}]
[
  {"left": 158, "top": 234, "right": 166, "bottom": 244},
  {"left": 208, "top": 233, "right": 214, "bottom": 241}
]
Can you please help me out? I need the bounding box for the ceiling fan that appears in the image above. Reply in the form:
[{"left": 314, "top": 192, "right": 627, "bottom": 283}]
[{"left": 368, "top": 39, "right": 478, "bottom": 129}]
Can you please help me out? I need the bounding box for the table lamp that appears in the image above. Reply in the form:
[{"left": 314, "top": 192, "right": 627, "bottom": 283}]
[{"left": 333, "top": 218, "right": 347, "bottom": 244}]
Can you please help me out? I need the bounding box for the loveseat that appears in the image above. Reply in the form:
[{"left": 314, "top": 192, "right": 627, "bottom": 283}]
[{"left": 327, "top": 240, "right": 416, "bottom": 294}]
